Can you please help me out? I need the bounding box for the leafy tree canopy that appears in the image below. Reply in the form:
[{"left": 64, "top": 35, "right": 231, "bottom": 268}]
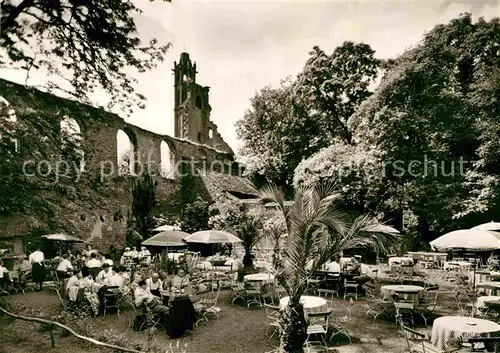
[
  {"left": 295, "top": 14, "right": 500, "bottom": 239},
  {"left": 1, "top": 0, "right": 171, "bottom": 113},
  {"left": 236, "top": 41, "right": 380, "bottom": 188}
]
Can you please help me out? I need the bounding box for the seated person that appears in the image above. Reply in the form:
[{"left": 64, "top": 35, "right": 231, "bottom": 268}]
[
  {"left": 120, "top": 247, "right": 131, "bottom": 265},
  {"left": 118, "top": 266, "right": 130, "bottom": 283},
  {"left": 134, "top": 279, "right": 169, "bottom": 314},
  {"left": 140, "top": 246, "right": 151, "bottom": 265},
  {"left": 66, "top": 269, "right": 83, "bottom": 301},
  {"left": 80, "top": 267, "right": 100, "bottom": 316},
  {"left": 56, "top": 254, "right": 73, "bottom": 278},
  {"left": 323, "top": 260, "right": 341, "bottom": 273},
  {"left": 104, "top": 267, "right": 124, "bottom": 289},
  {"left": 86, "top": 253, "right": 102, "bottom": 279},
  {"left": 170, "top": 269, "right": 190, "bottom": 290},
  {"left": 146, "top": 272, "right": 163, "bottom": 297},
  {"left": 0, "top": 260, "right": 11, "bottom": 285},
  {"left": 96, "top": 263, "right": 113, "bottom": 283},
  {"left": 83, "top": 244, "right": 97, "bottom": 258}
]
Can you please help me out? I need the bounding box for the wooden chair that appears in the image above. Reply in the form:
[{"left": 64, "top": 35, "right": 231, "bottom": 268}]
[
  {"left": 317, "top": 288, "right": 338, "bottom": 310},
  {"left": 417, "top": 287, "right": 439, "bottom": 326},
  {"left": 306, "top": 310, "right": 332, "bottom": 348},
  {"left": 400, "top": 324, "right": 446, "bottom": 353},
  {"left": 343, "top": 279, "right": 359, "bottom": 300},
  {"left": 329, "top": 305, "right": 351, "bottom": 343},
  {"left": 364, "top": 283, "right": 392, "bottom": 321},
  {"left": 245, "top": 280, "right": 263, "bottom": 309},
  {"left": 103, "top": 286, "right": 120, "bottom": 316},
  {"left": 196, "top": 284, "right": 221, "bottom": 324},
  {"left": 230, "top": 281, "right": 247, "bottom": 306}
]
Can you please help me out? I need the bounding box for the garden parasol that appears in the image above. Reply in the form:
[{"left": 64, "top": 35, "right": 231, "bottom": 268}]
[
  {"left": 42, "top": 233, "right": 84, "bottom": 243},
  {"left": 430, "top": 229, "right": 500, "bottom": 291},
  {"left": 183, "top": 230, "right": 243, "bottom": 244},
  {"left": 472, "top": 222, "right": 500, "bottom": 232},
  {"left": 152, "top": 224, "right": 181, "bottom": 232},
  {"left": 142, "top": 230, "right": 189, "bottom": 247}
]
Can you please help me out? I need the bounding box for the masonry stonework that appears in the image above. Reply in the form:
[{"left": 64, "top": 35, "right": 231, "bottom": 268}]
[{"left": 0, "top": 53, "right": 242, "bottom": 253}]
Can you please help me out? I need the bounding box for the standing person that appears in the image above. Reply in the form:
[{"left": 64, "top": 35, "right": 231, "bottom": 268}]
[{"left": 29, "top": 246, "right": 46, "bottom": 291}]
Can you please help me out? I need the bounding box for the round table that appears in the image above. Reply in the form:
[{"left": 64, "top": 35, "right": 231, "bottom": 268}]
[
  {"left": 380, "top": 285, "right": 424, "bottom": 304},
  {"left": 477, "top": 296, "right": 500, "bottom": 308},
  {"left": 279, "top": 296, "right": 327, "bottom": 314},
  {"left": 431, "top": 316, "right": 500, "bottom": 350},
  {"left": 244, "top": 273, "right": 275, "bottom": 282}
]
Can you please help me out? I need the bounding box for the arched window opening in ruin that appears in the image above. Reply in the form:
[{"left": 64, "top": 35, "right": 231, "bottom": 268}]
[
  {"left": 0, "top": 96, "right": 18, "bottom": 153},
  {"left": 60, "top": 116, "right": 84, "bottom": 171},
  {"left": 195, "top": 95, "right": 202, "bottom": 109},
  {"left": 208, "top": 127, "right": 213, "bottom": 139},
  {"left": 160, "top": 141, "right": 175, "bottom": 179},
  {"left": 117, "top": 129, "right": 137, "bottom": 175}
]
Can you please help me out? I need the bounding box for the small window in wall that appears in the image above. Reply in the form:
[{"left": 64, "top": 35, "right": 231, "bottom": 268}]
[
  {"left": 195, "top": 95, "right": 202, "bottom": 109},
  {"left": 208, "top": 128, "right": 213, "bottom": 139}
]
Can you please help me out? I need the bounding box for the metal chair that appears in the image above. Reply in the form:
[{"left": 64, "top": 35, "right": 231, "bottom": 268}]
[{"left": 306, "top": 310, "right": 332, "bottom": 348}]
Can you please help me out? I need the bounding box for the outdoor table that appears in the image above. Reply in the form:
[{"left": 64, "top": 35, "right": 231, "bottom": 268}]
[
  {"left": 444, "top": 261, "right": 471, "bottom": 271},
  {"left": 380, "top": 285, "right": 424, "bottom": 304},
  {"left": 167, "top": 253, "right": 184, "bottom": 262},
  {"left": 477, "top": 296, "right": 500, "bottom": 309},
  {"left": 477, "top": 282, "right": 500, "bottom": 296},
  {"left": 431, "top": 316, "right": 500, "bottom": 350},
  {"left": 244, "top": 273, "right": 275, "bottom": 282},
  {"left": 388, "top": 257, "right": 414, "bottom": 266},
  {"left": 279, "top": 295, "right": 327, "bottom": 314},
  {"left": 166, "top": 296, "right": 197, "bottom": 338}
]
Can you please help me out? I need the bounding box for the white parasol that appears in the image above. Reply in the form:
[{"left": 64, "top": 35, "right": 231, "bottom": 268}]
[{"left": 183, "top": 230, "right": 243, "bottom": 244}]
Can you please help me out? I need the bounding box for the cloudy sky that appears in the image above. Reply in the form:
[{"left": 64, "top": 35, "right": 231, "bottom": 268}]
[{"left": 1, "top": 0, "right": 499, "bottom": 152}]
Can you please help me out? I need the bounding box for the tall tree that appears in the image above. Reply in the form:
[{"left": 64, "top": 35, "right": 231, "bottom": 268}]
[
  {"left": 237, "top": 42, "right": 380, "bottom": 188},
  {"left": 293, "top": 43, "right": 380, "bottom": 144},
  {"left": 296, "top": 14, "right": 500, "bottom": 238},
  {"left": 260, "top": 183, "right": 397, "bottom": 353},
  {"left": 131, "top": 173, "right": 156, "bottom": 242}
]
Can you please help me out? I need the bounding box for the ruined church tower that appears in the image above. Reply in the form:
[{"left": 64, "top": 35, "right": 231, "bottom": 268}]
[{"left": 173, "top": 53, "right": 233, "bottom": 154}]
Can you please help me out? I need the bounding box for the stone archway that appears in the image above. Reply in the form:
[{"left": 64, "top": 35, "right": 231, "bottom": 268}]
[
  {"left": 116, "top": 127, "right": 138, "bottom": 175},
  {"left": 60, "top": 116, "right": 84, "bottom": 171},
  {"left": 160, "top": 140, "right": 176, "bottom": 179}
]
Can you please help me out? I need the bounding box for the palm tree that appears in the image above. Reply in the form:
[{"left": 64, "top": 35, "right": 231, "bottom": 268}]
[{"left": 259, "top": 183, "right": 399, "bottom": 353}]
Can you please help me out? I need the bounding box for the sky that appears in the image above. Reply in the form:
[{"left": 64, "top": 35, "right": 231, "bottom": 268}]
[{"left": 1, "top": 0, "right": 499, "bottom": 153}]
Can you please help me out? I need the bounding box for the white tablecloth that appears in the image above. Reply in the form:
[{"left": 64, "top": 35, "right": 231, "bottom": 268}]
[
  {"left": 477, "top": 296, "right": 500, "bottom": 309},
  {"left": 279, "top": 296, "right": 327, "bottom": 314},
  {"left": 244, "top": 273, "right": 275, "bottom": 282},
  {"left": 380, "top": 285, "right": 424, "bottom": 304},
  {"left": 388, "top": 257, "right": 414, "bottom": 266},
  {"left": 431, "top": 316, "right": 500, "bottom": 350},
  {"left": 444, "top": 261, "right": 471, "bottom": 270}
]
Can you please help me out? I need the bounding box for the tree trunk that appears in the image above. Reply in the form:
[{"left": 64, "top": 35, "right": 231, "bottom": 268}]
[
  {"left": 243, "top": 248, "right": 253, "bottom": 268},
  {"left": 280, "top": 300, "right": 307, "bottom": 353}
]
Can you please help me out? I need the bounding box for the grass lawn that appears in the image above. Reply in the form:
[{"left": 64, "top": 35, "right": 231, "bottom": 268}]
[{"left": 0, "top": 272, "right": 459, "bottom": 353}]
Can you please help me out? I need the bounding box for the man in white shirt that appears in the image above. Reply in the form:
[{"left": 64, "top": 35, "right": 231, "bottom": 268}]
[
  {"left": 323, "top": 261, "right": 341, "bottom": 273},
  {"left": 29, "top": 247, "right": 45, "bottom": 291},
  {"left": 86, "top": 252, "right": 102, "bottom": 268},
  {"left": 146, "top": 273, "right": 163, "bottom": 296},
  {"left": 96, "top": 263, "right": 113, "bottom": 283},
  {"left": 56, "top": 254, "right": 73, "bottom": 278},
  {"left": 105, "top": 267, "right": 124, "bottom": 288}
]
